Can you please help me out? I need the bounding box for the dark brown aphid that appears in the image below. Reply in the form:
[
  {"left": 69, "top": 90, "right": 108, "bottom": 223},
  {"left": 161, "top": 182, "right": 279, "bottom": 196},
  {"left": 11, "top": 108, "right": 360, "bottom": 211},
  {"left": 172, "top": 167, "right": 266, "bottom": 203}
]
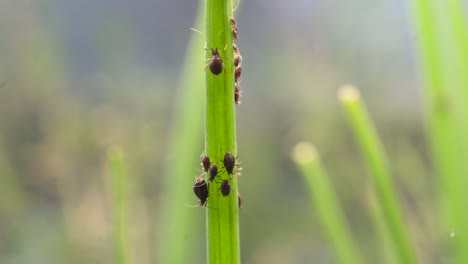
[
  {"left": 209, "top": 48, "right": 224, "bottom": 75},
  {"left": 235, "top": 66, "right": 242, "bottom": 82},
  {"left": 234, "top": 56, "right": 242, "bottom": 68},
  {"left": 201, "top": 154, "right": 210, "bottom": 173},
  {"left": 223, "top": 152, "right": 236, "bottom": 175},
  {"left": 220, "top": 180, "right": 231, "bottom": 196},
  {"left": 193, "top": 177, "right": 209, "bottom": 206},
  {"left": 229, "top": 17, "right": 238, "bottom": 40},
  {"left": 238, "top": 192, "right": 243, "bottom": 208},
  {"left": 233, "top": 44, "right": 242, "bottom": 67},
  {"left": 208, "top": 164, "right": 218, "bottom": 181},
  {"left": 234, "top": 82, "right": 242, "bottom": 105}
]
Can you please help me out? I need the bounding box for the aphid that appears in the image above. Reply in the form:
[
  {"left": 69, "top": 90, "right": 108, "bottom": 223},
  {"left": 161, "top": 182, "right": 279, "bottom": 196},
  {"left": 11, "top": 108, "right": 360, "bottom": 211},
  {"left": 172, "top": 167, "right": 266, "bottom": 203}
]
[
  {"left": 223, "top": 151, "right": 237, "bottom": 175},
  {"left": 209, "top": 48, "right": 224, "bottom": 75},
  {"left": 238, "top": 192, "right": 243, "bottom": 208},
  {"left": 233, "top": 44, "right": 242, "bottom": 68},
  {"left": 220, "top": 180, "right": 231, "bottom": 196},
  {"left": 235, "top": 66, "right": 242, "bottom": 82},
  {"left": 234, "top": 82, "right": 242, "bottom": 105},
  {"left": 208, "top": 164, "right": 218, "bottom": 181},
  {"left": 193, "top": 177, "right": 209, "bottom": 206},
  {"left": 201, "top": 154, "right": 210, "bottom": 173},
  {"left": 229, "top": 17, "right": 238, "bottom": 40}
]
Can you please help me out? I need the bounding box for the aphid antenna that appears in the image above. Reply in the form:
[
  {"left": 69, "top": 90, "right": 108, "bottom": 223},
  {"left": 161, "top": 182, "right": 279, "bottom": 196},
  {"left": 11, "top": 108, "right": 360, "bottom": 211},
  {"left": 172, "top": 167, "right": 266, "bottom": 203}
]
[
  {"left": 190, "top": 27, "right": 204, "bottom": 37},
  {"left": 191, "top": 27, "right": 227, "bottom": 45},
  {"left": 233, "top": 0, "right": 240, "bottom": 12},
  {"left": 184, "top": 202, "right": 216, "bottom": 209}
]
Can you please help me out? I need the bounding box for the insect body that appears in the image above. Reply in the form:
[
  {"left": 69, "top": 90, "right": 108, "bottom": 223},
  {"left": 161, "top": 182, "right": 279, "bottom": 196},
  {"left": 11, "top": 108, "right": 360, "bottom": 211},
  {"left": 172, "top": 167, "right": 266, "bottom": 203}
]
[
  {"left": 201, "top": 154, "right": 210, "bottom": 173},
  {"left": 223, "top": 152, "right": 236, "bottom": 175},
  {"left": 209, "top": 48, "right": 224, "bottom": 75},
  {"left": 229, "top": 17, "right": 239, "bottom": 40},
  {"left": 193, "top": 177, "right": 209, "bottom": 206},
  {"left": 233, "top": 43, "right": 242, "bottom": 68},
  {"left": 208, "top": 164, "right": 218, "bottom": 181},
  {"left": 235, "top": 66, "right": 242, "bottom": 82},
  {"left": 235, "top": 82, "right": 242, "bottom": 105},
  {"left": 220, "top": 180, "right": 231, "bottom": 196}
]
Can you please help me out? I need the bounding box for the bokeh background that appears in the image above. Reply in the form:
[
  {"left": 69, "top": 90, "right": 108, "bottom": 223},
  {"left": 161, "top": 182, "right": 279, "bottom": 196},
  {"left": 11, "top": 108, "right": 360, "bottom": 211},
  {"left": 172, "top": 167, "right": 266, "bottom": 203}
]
[{"left": 0, "top": 0, "right": 453, "bottom": 263}]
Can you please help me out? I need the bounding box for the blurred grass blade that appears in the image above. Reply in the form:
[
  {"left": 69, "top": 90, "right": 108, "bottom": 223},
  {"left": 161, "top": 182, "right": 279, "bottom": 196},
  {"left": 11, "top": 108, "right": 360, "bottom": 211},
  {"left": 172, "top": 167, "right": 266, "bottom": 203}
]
[
  {"left": 338, "top": 86, "right": 416, "bottom": 264},
  {"left": 409, "top": 0, "right": 468, "bottom": 261},
  {"left": 292, "top": 142, "right": 363, "bottom": 264},
  {"left": 158, "top": 1, "right": 206, "bottom": 263},
  {"left": 367, "top": 187, "right": 396, "bottom": 264},
  {"left": 108, "top": 146, "right": 129, "bottom": 264}
]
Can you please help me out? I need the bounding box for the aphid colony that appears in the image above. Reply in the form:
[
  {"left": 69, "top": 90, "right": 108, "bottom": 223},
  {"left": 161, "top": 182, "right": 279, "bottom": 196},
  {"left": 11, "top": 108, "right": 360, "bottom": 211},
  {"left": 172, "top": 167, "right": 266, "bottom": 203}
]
[
  {"left": 193, "top": 153, "right": 242, "bottom": 208},
  {"left": 207, "top": 17, "right": 243, "bottom": 106},
  {"left": 193, "top": 17, "right": 243, "bottom": 208}
]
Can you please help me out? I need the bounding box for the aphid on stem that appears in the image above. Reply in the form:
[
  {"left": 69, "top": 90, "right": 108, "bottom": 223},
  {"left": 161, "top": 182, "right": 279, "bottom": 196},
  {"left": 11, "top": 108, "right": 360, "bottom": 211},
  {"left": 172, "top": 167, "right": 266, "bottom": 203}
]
[
  {"left": 190, "top": 28, "right": 233, "bottom": 76},
  {"left": 220, "top": 179, "right": 231, "bottom": 196},
  {"left": 235, "top": 82, "right": 242, "bottom": 105},
  {"left": 208, "top": 48, "right": 224, "bottom": 75},
  {"left": 193, "top": 177, "right": 209, "bottom": 206},
  {"left": 233, "top": 43, "right": 242, "bottom": 67},
  {"left": 229, "top": 17, "right": 239, "bottom": 40},
  {"left": 208, "top": 164, "right": 218, "bottom": 182},
  {"left": 223, "top": 151, "right": 241, "bottom": 175},
  {"left": 201, "top": 154, "right": 211, "bottom": 173},
  {"left": 235, "top": 66, "right": 242, "bottom": 82}
]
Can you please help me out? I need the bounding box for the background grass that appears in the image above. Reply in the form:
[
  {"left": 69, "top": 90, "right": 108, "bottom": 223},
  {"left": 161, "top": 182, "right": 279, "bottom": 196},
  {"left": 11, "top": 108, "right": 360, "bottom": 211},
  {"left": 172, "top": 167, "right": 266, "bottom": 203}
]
[{"left": 0, "top": 0, "right": 467, "bottom": 263}]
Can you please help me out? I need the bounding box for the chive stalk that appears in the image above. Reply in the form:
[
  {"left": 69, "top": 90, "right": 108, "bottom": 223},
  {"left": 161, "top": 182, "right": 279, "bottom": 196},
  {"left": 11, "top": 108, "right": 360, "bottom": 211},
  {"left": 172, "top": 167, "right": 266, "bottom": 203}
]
[
  {"left": 204, "top": 0, "right": 240, "bottom": 263},
  {"left": 292, "top": 142, "right": 363, "bottom": 264},
  {"left": 338, "top": 85, "right": 416, "bottom": 264}
]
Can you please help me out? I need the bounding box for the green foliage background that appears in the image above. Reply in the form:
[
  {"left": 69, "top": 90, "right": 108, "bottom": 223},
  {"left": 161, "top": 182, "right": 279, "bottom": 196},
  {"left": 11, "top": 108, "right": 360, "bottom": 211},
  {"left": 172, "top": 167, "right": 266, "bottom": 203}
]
[{"left": 0, "top": 0, "right": 466, "bottom": 263}]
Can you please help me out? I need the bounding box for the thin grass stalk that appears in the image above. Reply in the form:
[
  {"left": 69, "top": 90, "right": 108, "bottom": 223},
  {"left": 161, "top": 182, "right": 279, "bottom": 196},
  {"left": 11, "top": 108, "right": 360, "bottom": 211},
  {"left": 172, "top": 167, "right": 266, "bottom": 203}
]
[
  {"left": 367, "top": 188, "right": 396, "bottom": 264},
  {"left": 338, "top": 85, "right": 416, "bottom": 263},
  {"left": 204, "top": 0, "right": 240, "bottom": 263},
  {"left": 158, "top": 2, "right": 206, "bottom": 263},
  {"left": 108, "top": 146, "right": 129, "bottom": 264},
  {"left": 292, "top": 142, "right": 363, "bottom": 264},
  {"left": 409, "top": 0, "right": 468, "bottom": 261}
]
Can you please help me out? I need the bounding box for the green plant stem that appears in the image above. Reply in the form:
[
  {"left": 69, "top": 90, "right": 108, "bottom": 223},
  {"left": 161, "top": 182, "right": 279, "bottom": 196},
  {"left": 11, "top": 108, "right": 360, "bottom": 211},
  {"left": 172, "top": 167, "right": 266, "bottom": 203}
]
[
  {"left": 205, "top": 0, "right": 240, "bottom": 263},
  {"left": 292, "top": 142, "right": 363, "bottom": 264},
  {"left": 158, "top": 2, "right": 205, "bottom": 263},
  {"left": 108, "top": 146, "right": 129, "bottom": 264},
  {"left": 367, "top": 188, "right": 396, "bottom": 264},
  {"left": 338, "top": 86, "right": 416, "bottom": 264},
  {"left": 409, "top": 0, "right": 468, "bottom": 261}
]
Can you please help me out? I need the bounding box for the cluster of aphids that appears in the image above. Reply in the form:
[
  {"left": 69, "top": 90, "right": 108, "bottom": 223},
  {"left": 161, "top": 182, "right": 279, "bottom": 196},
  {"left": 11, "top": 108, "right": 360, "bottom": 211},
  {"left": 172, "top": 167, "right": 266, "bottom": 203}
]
[
  {"left": 208, "top": 16, "right": 243, "bottom": 106},
  {"left": 193, "top": 152, "right": 242, "bottom": 208}
]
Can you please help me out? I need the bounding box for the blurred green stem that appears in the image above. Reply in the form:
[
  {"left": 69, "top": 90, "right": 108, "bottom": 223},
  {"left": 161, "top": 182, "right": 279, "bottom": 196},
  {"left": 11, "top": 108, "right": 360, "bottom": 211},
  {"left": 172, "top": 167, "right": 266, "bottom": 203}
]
[
  {"left": 339, "top": 86, "right": 416, "bottom": 264},
  {"left": 108, "top": 146, "right": 129, "bottom": 264},
  {"left": 292, "top": 142, "right": 363, "bottom": 264},
  {"left": 158, "top": 2, "right": 205, "bottom": 263},
  {"left": 410, "top": 0, "right": 468, "bottom": 261},
  {"left": 205, "top": 0, "right": 240, "bottom": 263}
]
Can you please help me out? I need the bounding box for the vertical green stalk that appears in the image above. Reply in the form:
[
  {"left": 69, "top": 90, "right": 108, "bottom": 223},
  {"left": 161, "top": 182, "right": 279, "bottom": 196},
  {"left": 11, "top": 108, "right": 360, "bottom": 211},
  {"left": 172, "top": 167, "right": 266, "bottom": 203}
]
[
  {"left": 409, "top": 0, "right": 468, "bottom": 261},
  {"left": 205, "top": 0, "right": 240, "bottom": 263},
  {"left": 158, "top": 2, "right": 205, "bottom": 263},
  {"left": 292, "top": 142, "right": 363, "bottom": 264},
  {"left": 108, "top": 146, "right": 129, "bottom": 264},
  {"left": 367, "top": 189, "right": 396, "bottom": 264},
  {"left": 338, "top": 86, "right": 416, "bottom": 264}
]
